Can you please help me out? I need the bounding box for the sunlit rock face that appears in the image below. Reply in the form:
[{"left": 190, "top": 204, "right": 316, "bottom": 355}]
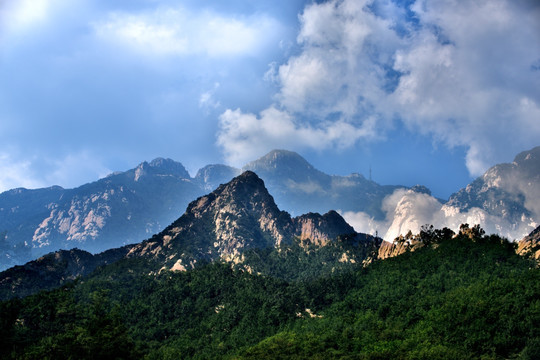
[
  {"left": 517, "top": 226, "right": 540, "bottom": 263},
  {"left": 127, "top": 171, "right": 376, "bottom": 271}
]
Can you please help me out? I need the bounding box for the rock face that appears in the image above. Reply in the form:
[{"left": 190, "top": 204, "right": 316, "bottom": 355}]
[
  {"left": 517, "top": 226, "right": 540, "bottom": 263},
  {"left": 377, "top": 240, "right": 423, "bottom": 260},
  {"left": 447, "top": 146, "right": 540, "bottom": 229},
  {"left": 127, "top": 171, "right": 374, "bottom": 271},
  {"left": 293, "top": 211, "right": 356, "bottom": 246},
  {"left": 0, "top": 158, "right": 205, "bottom": 270}
]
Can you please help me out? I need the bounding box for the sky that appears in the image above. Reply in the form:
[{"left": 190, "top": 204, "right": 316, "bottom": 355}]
[{"left": 0, "top": 0, "right": 539, "bottom": 199}]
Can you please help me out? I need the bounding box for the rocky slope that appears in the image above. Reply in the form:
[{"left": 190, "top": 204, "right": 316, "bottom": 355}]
[
  {"left": 0, "top": 172, "right": 380, "bottom": 299},
  {"left": 447, "top": 146, "right": 540, "bottom": 229},
  {"left": 0, "top": 151, "right": 401, "bottom": 271},
  {"left": 360, "top": 146, "right": 540, "bottom": 242},
  {"left": 126, "top": 171, "right": 378, "bottom": 272},
  {"left": 0, "top": 158, "right": 204, "bottom": 270},
  {"left": 517, "top": 226, "right": 540, "bottom": 263}
]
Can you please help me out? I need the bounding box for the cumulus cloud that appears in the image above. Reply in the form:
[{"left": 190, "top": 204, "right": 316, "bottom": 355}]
[
  {"left": 217, "top": 106, "right": 376, "bottom": 166},
  {"left": 217, "top": 0, "right": 540, "bottom": 175},
  {"left": 93, "top": 7, "right": 282, "bottom": 57}
]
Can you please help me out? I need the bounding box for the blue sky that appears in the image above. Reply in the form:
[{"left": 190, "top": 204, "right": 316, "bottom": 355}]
[{"left": 0, "top": 0, "right": 539, "bottom": 199}]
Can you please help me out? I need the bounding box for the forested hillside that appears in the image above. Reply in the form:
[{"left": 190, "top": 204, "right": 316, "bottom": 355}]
[{"left": 1, "top": 225, "right": 538, "bottom": 359}]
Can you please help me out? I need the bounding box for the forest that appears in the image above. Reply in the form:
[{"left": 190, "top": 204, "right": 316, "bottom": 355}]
[{"left": 1, "top": 225, "right": 539, "bottom": 359}]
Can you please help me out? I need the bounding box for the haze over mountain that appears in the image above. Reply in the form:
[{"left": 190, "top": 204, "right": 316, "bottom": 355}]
[{"left": 343, "top": 146, "right": 540, "bottom": 241}]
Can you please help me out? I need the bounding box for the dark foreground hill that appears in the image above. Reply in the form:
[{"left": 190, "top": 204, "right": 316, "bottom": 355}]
[{"left": 0, "top": 224, "right": 538, "bottom": 359}]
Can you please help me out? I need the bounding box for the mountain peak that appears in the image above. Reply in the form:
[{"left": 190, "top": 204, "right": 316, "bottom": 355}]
[
  {"left": 194, "top": 164, "right": 241, "bottom": 191},
  {"left": 243, "top": 150, "right": 329, "bottom": 187},
  {"left": 244, "top": 150, "right": 314, "bottom": 171},
  {"left": 133, "top": 158, "right": 190, "bottom": 180}
]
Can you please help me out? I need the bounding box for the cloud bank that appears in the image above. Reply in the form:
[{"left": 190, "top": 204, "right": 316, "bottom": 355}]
[
  {"left": 343, "top": 182, "right": 538, "bottom": 242},
  {"left": 217, "top": 0, "right": 540, "bottom": 175}
]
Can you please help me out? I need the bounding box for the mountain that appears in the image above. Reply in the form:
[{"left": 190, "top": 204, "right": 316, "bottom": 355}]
[
  {"left": 125, "top": 170, "right": 379, "bottom": 273},
  {"left": 0, "top": 151, "right": 399, "bottom": 271},
  {"left": 243, "top": 149, "right": 403, "bottom": 217},
  {"left": 447, "top": 146, "right": 540, "bottom": 227},
  {"left": 2, "top": 223, "right": 538, "bottom": 360},
  {"left": 2, "top": 146, "right": 538, "bottom": 271},
  {"left": 0, "top": 171, "right": 380, "bottom": 299},
  {"left": 0, "top": 158, "right": 205, "bottom": 270},
  {"left": 360, "top": 146, "right": 540, "bottom": 242}
]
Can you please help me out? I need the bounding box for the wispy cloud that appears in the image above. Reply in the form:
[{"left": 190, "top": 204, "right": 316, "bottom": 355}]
[
  {"left": 0, "top": 153, "right": 44, "bottom": 191},
  {"left": 93, "top": 7, "right": 282, "bottom": 57},
  {"left": 0, "top": 151, "right": 111, "bottom": 193}
]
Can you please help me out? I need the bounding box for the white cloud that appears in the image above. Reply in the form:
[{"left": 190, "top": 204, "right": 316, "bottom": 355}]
[
  {"left": 343, "top": 188, "right": 537, "bottom": 242},
  {"left": 0, "top": 0, "right": 52, "bottom": 33},
  {"left": 93, "top": 7, "right": 282, "bottom": 58},
  {"left": 0, "top": 154, "right": 44, "bottom": 192},
  {"left": 217, "top": 107, "right": 376, "bottom": 166},
  {"left": 199, "top": 83, "right": 221, "bottom": 110},
  {"left": 0, "top": 151, "right": 111, "bottom": 193},
  {"left": 217, "top": 0, "right": 540, "bottom": 176}
]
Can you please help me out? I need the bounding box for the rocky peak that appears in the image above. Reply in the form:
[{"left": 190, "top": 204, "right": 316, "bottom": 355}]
[
  {"left": 446, "top": 145, "right": 540, "bottom": 230},
  {"left": 148, "top": 158, "right": 191, "bottom": 178},
  {"left": 243, "top": 150, "right": 329, "bottom": 184},
  {"left": 293, "top": 210, "right": 355, "bottom": 246},
  {"left": 411, "top": 185, "right": 431, "bottom": 195},
  {"left": 128, "top": 171, "right": 295, "bottom": 266},
  {"left": 513, "top": 146, "right": 540, "bottom": 178},
  {"left": 194, "top": 164, "right": 241, "bottom": 191},
  {"left": 126, "top": 171, "right": 377, "bottom": 271}
]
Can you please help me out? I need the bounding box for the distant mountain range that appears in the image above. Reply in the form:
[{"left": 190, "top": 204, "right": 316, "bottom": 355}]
[
  {"left": 0, "top": 150, "right": 400, "bottom": 270},
  {"left": 1, "top": 146, "right": 539, "bottom": 271}
]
